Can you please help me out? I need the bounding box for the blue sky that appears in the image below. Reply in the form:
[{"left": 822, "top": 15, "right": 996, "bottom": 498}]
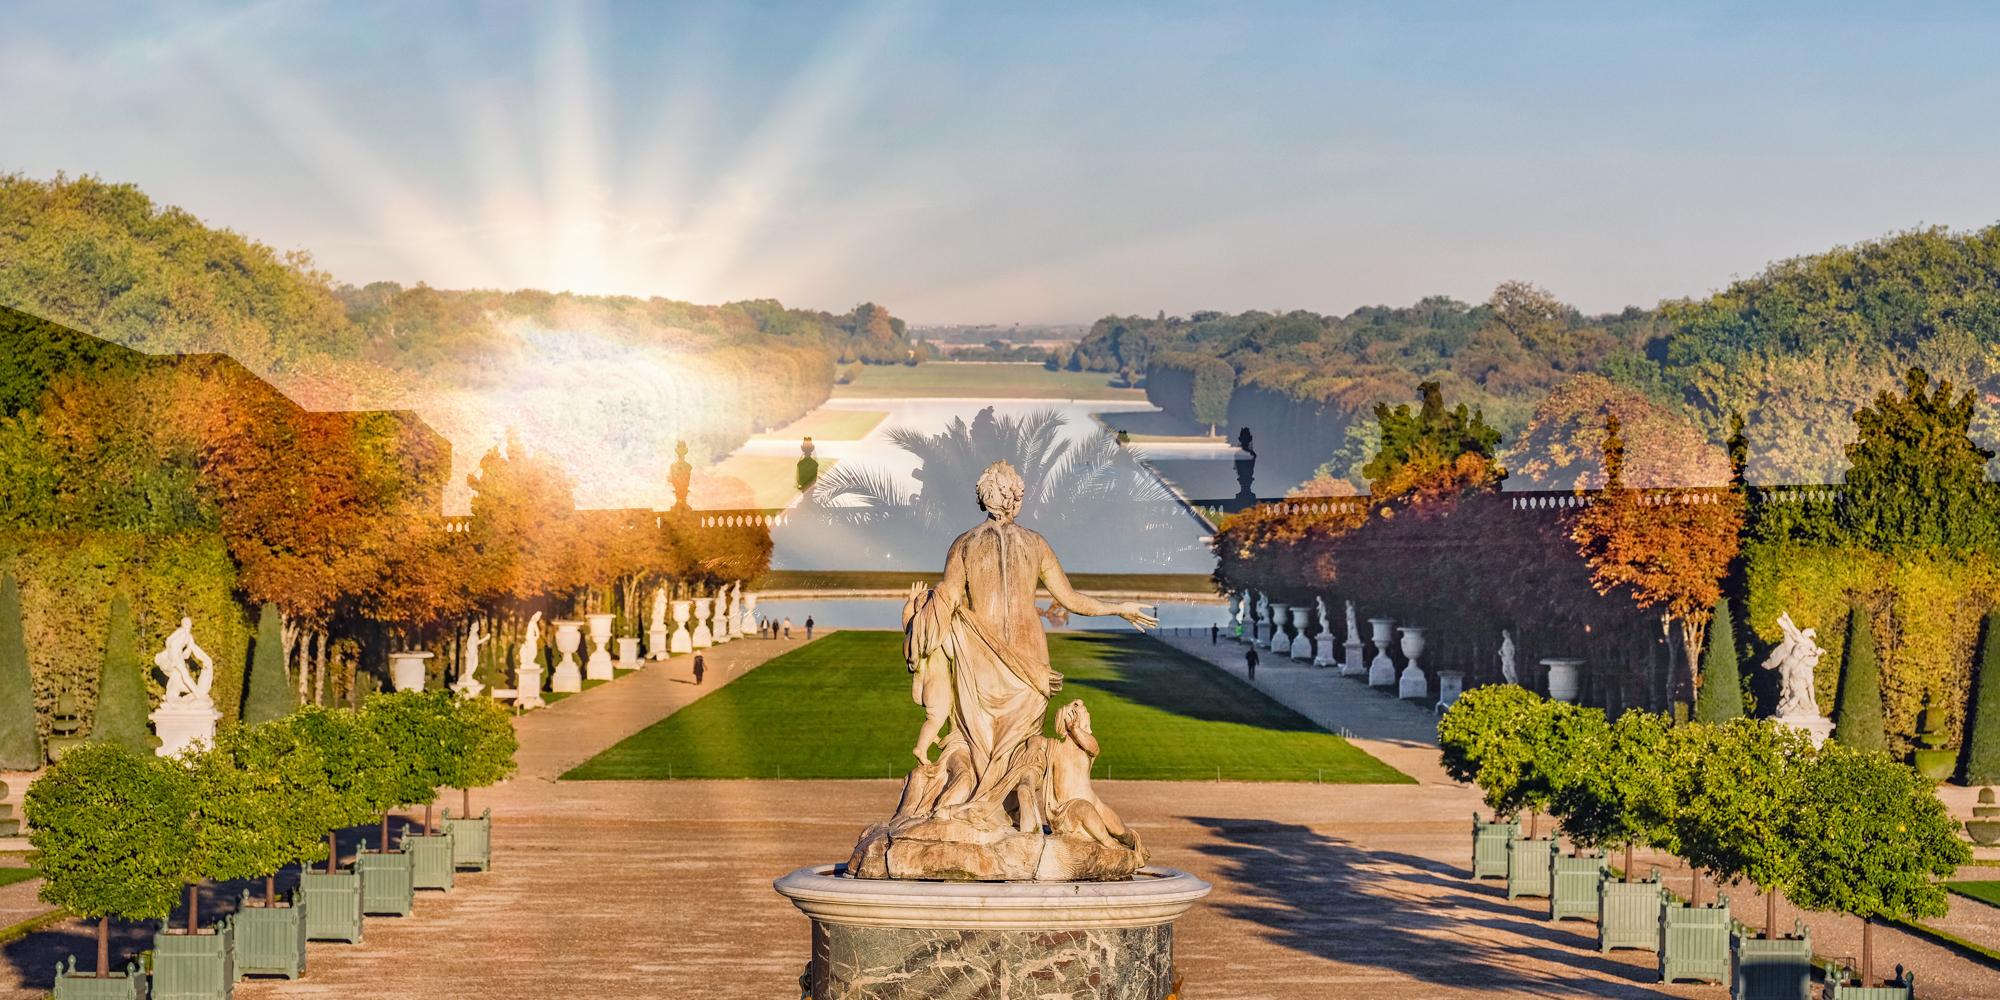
[{"left": 6, "top": 1, "right": 2000, "bottom": 323}]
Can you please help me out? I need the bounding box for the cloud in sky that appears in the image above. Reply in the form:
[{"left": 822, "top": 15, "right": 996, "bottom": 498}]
[{"left": 7, "top": 1, "right": 2000, "bottom": 324}]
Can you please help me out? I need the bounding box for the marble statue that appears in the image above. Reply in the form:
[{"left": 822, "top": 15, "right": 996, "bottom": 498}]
[
  {"left": 1763, "top": 612, "right": 1833, "bottom": 744},
  {"left": 1344, "top": 600, "right": 1358, "bottom": 645},
  {"left": 669, "top": 439, "right": 693, "bottom": 510},
  {"left": 151, "top": 617, "right": 221, "bottom": 756},
  {"left": 453, "top": 620, "right": 487, "bottom": 697},
  {"left": 1498, "top": 629, "right": 1518, "bottom": 686},
  {"left": 648, "top": 586, "right": 670, "bottom": 660},
  {"left": 848, "top": 461, "right": 1157, "bottom": 882},
  {"left": 515, "top": 611, "right": 547, "bottom": 709}
]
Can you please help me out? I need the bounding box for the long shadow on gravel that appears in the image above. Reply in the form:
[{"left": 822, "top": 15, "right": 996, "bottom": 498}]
[{"left": 1185, "top": 816, "right": 1681, "bottom": 999}]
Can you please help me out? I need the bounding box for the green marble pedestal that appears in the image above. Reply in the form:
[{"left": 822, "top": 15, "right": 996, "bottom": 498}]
[{"left": 774, "top": 865, "right": 1210, "bottom": 1000}]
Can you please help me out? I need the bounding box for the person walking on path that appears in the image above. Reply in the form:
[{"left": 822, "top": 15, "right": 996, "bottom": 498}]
[
  {"left": 692, "top": 652, "right": 706, "bottom": 686},
  {"left": 1245, "top": 646, "right": 1258, "bottom": 681},
  {"left": 782, "top": 617, "right": 793, "bottom": 639},
  {"left": 1210, "top": 623, "right": 1219, "bottom": 644},
  {"left": 805, "top": 615, "right": 815, "bottom": 640}
]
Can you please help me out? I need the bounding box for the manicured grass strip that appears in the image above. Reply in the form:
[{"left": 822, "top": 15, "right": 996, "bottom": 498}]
[
  {"left": 0, "top": 907, "right": 65, "bottom": 948},
  {"left": 1948, "top": 880, "right": 2000, "bottom": 907},
  {"left": 750, "top": 570, "right": 1218, "bottom": 594},
  {"left": 0, "top": 867, "right": 37, "bottom": 888},
  {"left": 561, "top": 631, "right": 1411, "bottom": 783},
  {"left": 830, "top": 363, "right": 1141, "bottom": 400},
  {"left": 756, "top": 409, "right": 887, "bottom": 441},
  {"left": 1887, "top": 914, "right": 2000, "bottom": 972}
]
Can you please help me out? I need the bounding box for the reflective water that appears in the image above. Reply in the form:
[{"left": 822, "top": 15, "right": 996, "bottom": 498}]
[{"left": 750, "top": 597, "right": 1227, "bottom": 632}]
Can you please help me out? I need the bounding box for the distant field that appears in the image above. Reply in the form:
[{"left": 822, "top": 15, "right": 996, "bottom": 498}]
[
  {"left": 831, "top": 363, "right": 1142, "bottom": 400},
  {"left": 751, "top": 569, "right": 1217, "bottom": 594},
  {"left": 561, "top": 631, "right": 1410, "bottom": 783},
  {"left": 755, "top": 409, "right": 886, "bottom": 441},
  {"left": 689, "top": 454, "right": 836, "bottom": 509}
]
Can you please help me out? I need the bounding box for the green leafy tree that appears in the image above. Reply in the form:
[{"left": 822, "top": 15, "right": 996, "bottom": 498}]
[
  {"left": 25, "top": 743, "right": 193, "bottom": 979},
  {"left": 1832, "top": 607, "right": 1887, "bottom": 752},
  {"left": 88, "top": 594, "right": 155, "bottom": 753},
  {"left": 1965, "top": 611, "right": 2000, "bottom": 785},
  {"left": 287, "top": 705, "right": 392, "bottom": 871},
  {"left": 1362, "top": 380, "right": 1503, "bottom": 497},
  {"left": 360, "top": 691, "right": 461, "bottom": 847},
  {"left": 172, "top": 744, "right": 272, "bottom": 931},
  {"left": 1661, "top": 718, "right": 1816, "bottom": 932},
  {"left": 216, "top": 716, "right": 340, "bottom": 904},
  {"left": 1837, "top": 368, "right": 1999, "bottom": 553},
  {"left": 1693, "top": 598, "right": 1745, "bottom": 723},
  {"left": 442, "top": 695, "right": 519, "bottom": 817},
  {"left": 1548, "top": 708, "right": 1672, "bottom": 879},
  {"left": 1786, "top": 741, "right": 1969, "bottom": 987},
  {"left": 1438, "top": 685, "right": 1575, "bottom": 836},
  {"left": 0, "top": 573, "right": 39, "bottom": 768},
  {"left": 241, "top": 603, "right": 296, "bottom": 724}
]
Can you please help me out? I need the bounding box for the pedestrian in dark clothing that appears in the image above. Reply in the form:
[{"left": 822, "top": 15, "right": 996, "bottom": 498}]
[
  {"left": 1210, "top": 623, "right": 1219, "bottom": 644},
  {"left": 1245, "top": 647, "right": 1259, "bottom": 681},
  {"left": 805, "top": 616, "right": 815, "bottom": 640},
  {"left": 693, "top": 652, "right": 706, "bottom": 685}
]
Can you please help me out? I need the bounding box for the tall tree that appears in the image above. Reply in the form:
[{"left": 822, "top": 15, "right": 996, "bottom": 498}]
[
  {"left": 1964, "top": 611, "right": 2000, "bottom": 785},
  {"left": 0, "top": 573, "right": 39, "bottom": 769},
  {"left": 89, "top": 594, "right": 155, "bottom": 753},
  {"left": 1837, "top": 367, "right": 1999, "bottom": 553},
  {"left": 1362, "top": 381, "right": 1502, "bottom": 498},
  {"left": 1831, "top": 607, "right": 1886, "bottom": 753},
  {"left": 241, "top": 603, "right": 296, "bottom": 724},
  {"left": 1692, "top": 598, "right": 1745, "bottom": 722}
]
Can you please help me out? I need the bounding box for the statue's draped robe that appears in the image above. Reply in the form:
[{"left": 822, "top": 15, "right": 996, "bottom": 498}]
[{"left": 908, "top": 519, "right": 1124, "bottom": 804}]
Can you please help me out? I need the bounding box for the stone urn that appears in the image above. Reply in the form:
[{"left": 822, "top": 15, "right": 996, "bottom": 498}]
[
  {"left": 740, "top": 592, "right": 760, "bottom": 636},
  {"left": 1267, "top": 603, "right": 1291, "bottom": 652},
  {"left": 1397, "top": 627, "right": 1428, "bottom": 701},
  {"left": 617, "top": 636, "right": 642, "bottom": 670},
  {"left": 389, "top": 651, "right": 433, "bottom": 692},
  {"left": 691, "top": 597, "right": 714, "bottom": 648},
  {"left": 584, "top": 613, "right": 616, "bottom": 681},
  {"left": 670, "top": 599, "right": 694, "bottom": 655},
  {"left": 1367, "top": 618, "right": 1398, "bottom": 687},
  {"left": 711, "top": 593, "right": 733, "bottom": 645},
  {"left": 551, "top": 620, "right": 585, "bottom": 692},
  {"left": 1288, "top": 606, "right": 1313, "bottom": 661},
  {"left": 1541, "top": 657, "right": 1583, "bottom": 703}
]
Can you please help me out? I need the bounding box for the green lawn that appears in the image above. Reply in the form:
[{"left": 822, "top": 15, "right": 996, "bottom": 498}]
[
  {"left": 755, "top": 409, "right": 887, "bottom": 441},
  {"left": 561, "top": 631, "right": 1410, "bottom": 783},
  {"left": 0, "top": 868, "right": 37, "bottom": 888},
  {"left": 1948, "top": 880, "right": 2000, "bottom": 907},
  {"left": 831, "top": 363, "right": 1142, "bottom": 400},
  {"left": 749, "top": 569, "right": 1217, "bottom": 594}
]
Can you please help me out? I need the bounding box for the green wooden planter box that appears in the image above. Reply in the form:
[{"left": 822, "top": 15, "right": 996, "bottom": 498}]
[
  {"left": 1827, "top": 965, "right": 1913, "bottom": 1000},
  {"left": 443, "top": 808, "right": 492, "bottom": 871},
  {"left": 357, "top": 850, "right": 414, "bottom": 916},
  {"left": 1731, "top": 920, "right": 1812, "bottom": 1000},
  {"left": 1660, "top": 895, "right": 1732, "bottom": 985},
  {"left": 1505, "top": 837, "right": 1557, "bottom": 899},
  {"left": 1548, "top": 852, "right": 1607, "bottom": 922},
  {"left": 403, "top": 831, "right": 455, "bottom": 891},
  {"left": 51, "top": 958, "right": 147, "bottom": 1000},
  {"left": 151, "top": 918, "right": 235, "bottom": 1000},
  {"left": 300, "top": 867, "right": 363, "bottom": 943},
  {"left": 232, "top": 892, "right": 307, "bottom": 980},
  {"left": 1470, "top": 813, "right": 1517, "bottom": 879},
  {"left": 1597, "top": 871, "right": 1663, "bottom": 953}
]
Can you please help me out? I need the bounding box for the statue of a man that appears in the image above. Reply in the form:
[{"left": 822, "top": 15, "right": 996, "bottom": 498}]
[
  {"left": 154, "top": 617, "right": 214, "bottom": 704},
  {"left": 1764, "top": 612, "right": 1827, "bottom": 720},
  {"left": 905, "top": 461, "right": 1156, "bottom": 811}
]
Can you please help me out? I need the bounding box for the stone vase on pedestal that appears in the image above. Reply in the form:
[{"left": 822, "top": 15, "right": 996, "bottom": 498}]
[
  {"left": 691, "top": 598, "right": 714, "bottom": 648},
  {"left": 670, "top": 600, "right": 694, "bottom": 654},
  {"left": 1267, "top": 604, "right": 1291, "bottom": 652},
  {"left": 775, "top": 866, "right": 1210, "bottom": 1000},
  {"left": 1397, "top": 627, "right": 1428, "bottom": 701},
  {"left": 711, "top": 595, "right": 732, "bottom": 645},
  {"left": 1288, "top": 607, "right": 1312, "bottom": 661},
  {"left": 617, "top": 636, "right": 642, "bottom": 670},
  {"left": 1313, "top": 609, "right": 1335, "bottom": 667},
  {"left": 389, "top": 651, "right": 432, "bottom": 692},
  {"left": 151, "top": 699, "right": 220, "bottom": 757},
  {"left": 585, "top": 613, "right": 616, "bottom": 681},
  {"left": 1367, "top": 618, "right": 1398, "bottom": 687},
  {"left": 740, "top": 592, "right": 759, "bottom": 636},
  {"left": 1541, "top": 658, "right": 1583, "bottom": 703},
  {"left": 550, "top": 620, "right": 585, "bottom": 693}
]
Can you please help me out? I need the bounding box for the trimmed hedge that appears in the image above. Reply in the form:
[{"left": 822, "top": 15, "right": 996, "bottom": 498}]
[
  {"left": 1693, "top": 596, "right": 1745, "bottom": 723},
  {"left": 1832, "top": 605, "right": 1887, "bottom": 752},
  {"left": 1965, "top": 611, "right": 2000, "bottom": 785}
]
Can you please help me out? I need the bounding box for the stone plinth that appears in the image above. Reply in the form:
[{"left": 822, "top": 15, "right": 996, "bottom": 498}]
[
  {"left": 774, "top": 865, "right": 1209, "bottom": 1000},
  {"left": 151, "top": 699, "right": 219, "bottom": 757},
  {"left": 585, "top": 613, "right": 615, "bottom": 681},
  {"left": 551, "top": 620, "right": 585, "bottom": 692}
]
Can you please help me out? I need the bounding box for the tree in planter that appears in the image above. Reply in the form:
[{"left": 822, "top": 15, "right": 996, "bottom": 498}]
[
  {"left": 1831, "top": 606, "right": 1886, "bottom": 753},
  {"left": 1548, "top": 708, "right": 1672, "bottom": 879},
  {"left": 1692, "top": 597, "right": 1745, "bottom": 723},
  {"left": 1786, "top": 740, "right": 1967, "bottom": 987},
  {"left": 1661, "top": 718, "right": 1816, "bottom": 934},
  {"left": 242, "top": 603, "right": 297, "bottom": 724},
  {"left": 442, "top": 694, "right": 519, "bottom": 817},
  {"left": 89, "top": 594, "right": 155, "bottom": 753},
  {"left": 0, "top": 573, "right": 40, "bottom": 769},
  {"left": 24, "top": 742, "right": 193, "bottom": 979},
  {"left": 1964, "top": 610, "right": 2000, "bottom": 786},
  {"left": 1438, "top": 685, "right": 1576, "bottom": 836},
  {"left": 170, "top": 743, "right": 273, "bottom": 934},
  {"left": 216, "top": 715, "right": 341, "bottom": 904},
  {"left": 287, "top": 705, "right": 393, "bottom": 873},
  {"left": 359, "top": 691, "right": 461, "bottom": 845}
]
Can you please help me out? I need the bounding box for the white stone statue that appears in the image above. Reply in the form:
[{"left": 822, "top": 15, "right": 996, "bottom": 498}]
[
  {"left": 454, "top": 621, "right": 487, "bottom": 697},
  {"left": 1312, "top": 598, "right": 1335, "bottom": 667},
  {"left": 1498, "top": 629, "right": 1518, "bottom": 686},
  {"left": 150, "top": 617, "right": 220, "bottom": 756},
  {"left": 651, "top": 587, "right": 668, "bottom": 631},
  {"left": 849, "top": 461, "right": 1156, "bottom": 883},
  {"left": 1763, "top": 612, "right": 1834, "bottom": 745},
  {"left": 515, "top": 611, "right": 547, "bottom": 709},
  {"left": 1341, "top": 600, "right": 1364, "bottom": 675}
]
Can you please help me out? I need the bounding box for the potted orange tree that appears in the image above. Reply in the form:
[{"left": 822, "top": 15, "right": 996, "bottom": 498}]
[
  {"left": 440, "top": 694, "right": 519, "bottom": 872},
  {"left": 27, "top": 743, "right": 192, "bottom": 1000},
  {"left": 1438, "top": 686, "right": 1574, "bottom": 901},
  {"left": 217, "top": 714, "right": 344, "bottom": 979},
  {"left": 358, "top": 691, "right": 458, "bottom": 908},
  {"left": 1549, "top": 708, "right": 1671, "bottom": 941},
  {"left": 290, "top": 705, "right": 391, "bottom": 943}
]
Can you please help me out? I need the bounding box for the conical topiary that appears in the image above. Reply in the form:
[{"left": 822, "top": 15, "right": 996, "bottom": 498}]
[
  {"left": 0, "top": 574, "right": 41, "bottom": 769},
  {"left": 1964, "top": 610, "right": 2000, "bottom": 785},
  {"left": 241, "top": 603, "right": 296, "bottom": 724},
  {"left": 1832, "top": 606, "right": 1886, "bottom": 752},
  {"left": 1693, "top": 597, "right": 1745, "bottom": 723},
  {"left": 89, "top": 594, "right": 156, "bottom": 753}
]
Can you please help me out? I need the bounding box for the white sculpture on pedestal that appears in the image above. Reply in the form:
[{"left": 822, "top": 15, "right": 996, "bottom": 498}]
[
  {"left": 515, "top": 612, "right": 546, "bottom": 709},
  {"left": 551, "top": 620, "right": 585, "bottom": 692},
  {"left": 1256, "top": 592, "right": 1271, "bottom": 644},
  {"left": 585, "top": 613, "right": 615, "bottom": 681},
  {"left": 1397, "top": 627, "right": 1428, "bottom": 700},
  {"left": 740, "top": 591, "right": 759, "bottom": 637},
  {"left": 1226, "top": 592, "right": 1241, "bottom": 640},
  {"left": 691, "top": 595, "right": 714, "bottom": 648},
  {"left": 1313, "top": 597, "right": 1335, "bottom": 667},
  {"left": 1342, "top": 601, "right": 1364, "bottom": 675},
  {"left": 648, "top": 587, "right": 669, "bottom": 660},
  {"left": 1367, "top": 618, "right": 1397, "bottom": 687},
  {"left": 1235, "top": 591, "right": 1252, "bottom": 642},
  {"left": 1268, "top": 603, "right": 1291, "bottom": 652},
  {"left": 1288, "top": 606, "right": 1312, "bottom": 661},
  {"left": 1763, "top": 612, "right": 1835, "bottom": 746},
  {"left": 150, "top": 617, "right": 220, "bottom": 757},
  {"left": 453, "top": 621, "right": 487, "bottom": 698},
  {"left": 1498, "top": 629, "right": 1518, "bottom": 685},
  {"left": 670, "top": 598, "right": 694, "bottom": 654},
  {"left": 729, "top": 581, "right": 747, "bottom": 638},
  {"left": 710, "top": 591, "right": 731, "bottom": 645}
]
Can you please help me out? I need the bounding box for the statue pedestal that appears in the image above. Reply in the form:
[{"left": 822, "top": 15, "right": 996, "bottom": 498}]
[
  {"left": 1313, "top": 634, "right": 1335, "bottom": 668},
  {"left": 648, "top": 625, "right": 668, "bottom": 660},
  {"left": 617, "top": 637, "right": 642, "bottom": 670},
  {"left": 585, "top": 614, "right": 616, "bottom": 681},
  {"left": 1342, "top": 639, "right": 1364, "bottom": 676},
  {"left": 774, "top": 865, "right": 1209, "bottom": 1000},
  {"left": 1775, "top": 713, "right": 1835, "bottom": 747},
  {"left": 151, "top": 699, "right": 220, "bottom": 757}
]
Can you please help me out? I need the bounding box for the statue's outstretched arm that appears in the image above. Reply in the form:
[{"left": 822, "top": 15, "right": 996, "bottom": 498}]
[{"left": 1039, "top": 539, "right": 1157, "bottom": 629}]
